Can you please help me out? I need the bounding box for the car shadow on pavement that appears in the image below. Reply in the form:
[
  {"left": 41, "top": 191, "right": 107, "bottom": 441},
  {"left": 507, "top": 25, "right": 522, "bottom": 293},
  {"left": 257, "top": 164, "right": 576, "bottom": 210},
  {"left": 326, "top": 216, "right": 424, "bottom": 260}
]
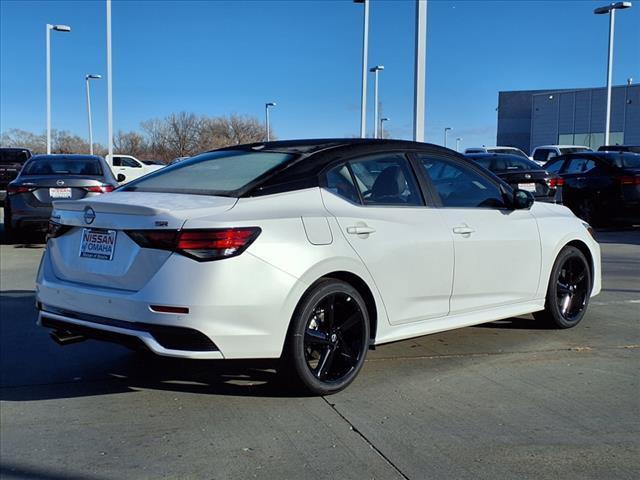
[
  {"left": 0, "top": 462, "right": 110, "bottom": 480},
  {"left": 472, "top": 315, "right": 550, "bottom": 330},
  {"left": 0, "top": 290, "right": 310, "bottom": 401}
]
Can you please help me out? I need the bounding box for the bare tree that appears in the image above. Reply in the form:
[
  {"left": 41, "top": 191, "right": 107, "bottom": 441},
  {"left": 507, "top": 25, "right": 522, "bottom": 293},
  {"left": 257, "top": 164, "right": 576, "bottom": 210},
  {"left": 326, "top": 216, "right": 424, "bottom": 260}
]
[
  {"left": 1, "top": 111, "right": 271, "bottom": 161},
  {"left": 0, "top": 129, "right": 47, "bottom": 153}
]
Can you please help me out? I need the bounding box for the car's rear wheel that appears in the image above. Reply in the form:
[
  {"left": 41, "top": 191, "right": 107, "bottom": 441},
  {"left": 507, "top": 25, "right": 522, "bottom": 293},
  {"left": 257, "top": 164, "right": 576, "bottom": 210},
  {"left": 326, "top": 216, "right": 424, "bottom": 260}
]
[
  {"left": 283, "top": 279, "right": 370, "bottom": 395},
  {"left": 534, "top": 246, "right": 592, "bottom": 329}
]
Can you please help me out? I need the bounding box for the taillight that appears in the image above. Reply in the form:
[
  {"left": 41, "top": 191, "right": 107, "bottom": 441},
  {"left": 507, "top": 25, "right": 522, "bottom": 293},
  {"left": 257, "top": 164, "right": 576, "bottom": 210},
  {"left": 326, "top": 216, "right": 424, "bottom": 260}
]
[
  {"left": 126, "top": 227, "right": 261, "bottom": 261},
  {"left": 7, "top": 185, "right": 35, "bottom": 195},
  {"left": 614, "top": 175, "right": 640, "bottom": 186},
  {"left": 546, "top": 177, "right": 564, "bottom": 188},
  {"left": 85, "top": 185, "right": 115, "bottom": 193},
  {"left": 46, "top": 221, "right": 72, "bottom": 240}
]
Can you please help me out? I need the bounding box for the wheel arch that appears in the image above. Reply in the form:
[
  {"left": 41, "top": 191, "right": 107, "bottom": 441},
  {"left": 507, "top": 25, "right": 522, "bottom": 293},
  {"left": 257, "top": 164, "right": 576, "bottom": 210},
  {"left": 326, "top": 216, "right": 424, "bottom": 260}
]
[
  {"left": 320, "top": 271, "right": 378, "bottom": 345},
  {"left": 565, "top": 239, "right": 594, "bottom": 279}
]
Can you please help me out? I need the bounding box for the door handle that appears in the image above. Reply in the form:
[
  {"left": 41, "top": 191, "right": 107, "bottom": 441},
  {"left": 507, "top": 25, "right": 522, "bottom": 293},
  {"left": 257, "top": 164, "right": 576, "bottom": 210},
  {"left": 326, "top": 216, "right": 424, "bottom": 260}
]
[
  {"left": 453, "top": 226, "right": 475, "bottom": 235},
  {"left": 347, "top": 225, "right": 376, "bottom": 235}
]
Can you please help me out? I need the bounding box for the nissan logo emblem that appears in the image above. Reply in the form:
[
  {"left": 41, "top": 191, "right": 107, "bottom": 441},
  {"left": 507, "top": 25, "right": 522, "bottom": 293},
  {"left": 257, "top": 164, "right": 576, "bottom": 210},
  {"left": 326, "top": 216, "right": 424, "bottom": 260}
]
[
  {"left": 84, "top": 206, "right": 96, "bottom": 225},
  {"left": 56, "top": 180, "right": 65, "bottom": 186},
  {"left": 525, "top": 174, "right": 531, "bottom": 179}
]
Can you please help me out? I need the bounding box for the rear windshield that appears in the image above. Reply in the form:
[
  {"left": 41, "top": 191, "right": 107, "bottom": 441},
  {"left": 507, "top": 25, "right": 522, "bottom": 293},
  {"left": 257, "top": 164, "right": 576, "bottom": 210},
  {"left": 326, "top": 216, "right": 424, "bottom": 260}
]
[
  {"left": 599, "top": 146, "right": 640, "bottom": 154},
  {"left": 490, "top": 156, "right": 541, "bottom": 171},
  {"left": 0, "top": 149, "right": 30, "bottom": 165},
  {"left": 559, "top": 147, "right": 591, "bottom": 155},
  {"left": 22, "top": 158, "right": 103, "bottom": 176},
  {"left": 122, "top": 150, "right": 294, "bottom": 196},
  {"left": 487, "top": 148, "right": 528, "bottom": 158},
  {"left": 608, "top": 153, "right": 640, "bottom": 169}
]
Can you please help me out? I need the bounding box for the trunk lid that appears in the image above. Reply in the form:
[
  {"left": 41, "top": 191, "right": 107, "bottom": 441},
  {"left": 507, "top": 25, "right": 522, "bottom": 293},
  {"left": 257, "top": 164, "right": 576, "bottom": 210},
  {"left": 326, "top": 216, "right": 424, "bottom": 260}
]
[
  {"left": 497, "top": 170, "right": 555, "bottom": 198},
  {"left": 48, "top": 192, "right": 237, "bottom": 291}
]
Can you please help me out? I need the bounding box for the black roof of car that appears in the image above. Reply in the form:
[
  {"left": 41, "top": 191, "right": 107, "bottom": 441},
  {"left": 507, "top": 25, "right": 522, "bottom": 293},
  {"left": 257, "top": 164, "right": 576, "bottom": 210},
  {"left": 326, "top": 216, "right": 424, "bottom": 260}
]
[{"left": 217, "top": 138, "right": 483, "bottom": 197}]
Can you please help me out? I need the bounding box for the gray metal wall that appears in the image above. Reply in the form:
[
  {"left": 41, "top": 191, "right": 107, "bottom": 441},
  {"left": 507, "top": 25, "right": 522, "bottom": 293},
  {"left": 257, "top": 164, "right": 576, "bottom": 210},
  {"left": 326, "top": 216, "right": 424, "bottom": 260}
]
[{"left": 497, "top": 85, "right": 639, "bottom": 154}]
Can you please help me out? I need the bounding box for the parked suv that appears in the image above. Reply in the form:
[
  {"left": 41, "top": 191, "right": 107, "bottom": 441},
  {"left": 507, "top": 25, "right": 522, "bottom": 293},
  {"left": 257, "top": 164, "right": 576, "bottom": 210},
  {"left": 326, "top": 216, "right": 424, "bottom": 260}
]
[
  {"left": 0, "top": 147, "right": 32, "bottom": 203},
  {"left": 531, "top": 145, "right": 592, "bottom": 165}
]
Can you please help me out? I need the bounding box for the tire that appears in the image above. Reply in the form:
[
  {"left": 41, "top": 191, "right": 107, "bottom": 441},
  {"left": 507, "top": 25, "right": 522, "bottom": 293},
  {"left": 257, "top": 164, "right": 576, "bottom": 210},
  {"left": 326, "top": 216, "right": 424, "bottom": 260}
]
[
  {"left": 534, "top": 246, "right": 592, "bottom": 329},
  {"left": 282, "top": 279, "right": 370, "bottom": 395}
]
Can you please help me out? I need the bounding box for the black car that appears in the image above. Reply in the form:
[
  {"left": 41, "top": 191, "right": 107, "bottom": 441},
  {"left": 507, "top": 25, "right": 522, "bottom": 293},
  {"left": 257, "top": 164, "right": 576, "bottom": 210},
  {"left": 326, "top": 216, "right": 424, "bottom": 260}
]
[
  {"left": 4, "top": 154, "right": 118, "bottom": 241},
  {"left": 597, "top": 145, "right": 640, "bottom": 154},
  {"left": 0, "top": 147, "right": 32, "bottom": 203},
  {"left": 544, "top": 151, "right": 640, "bottom": 226},
  {"left": 466, "top": 153, "right": 561, "bottom": 203}
]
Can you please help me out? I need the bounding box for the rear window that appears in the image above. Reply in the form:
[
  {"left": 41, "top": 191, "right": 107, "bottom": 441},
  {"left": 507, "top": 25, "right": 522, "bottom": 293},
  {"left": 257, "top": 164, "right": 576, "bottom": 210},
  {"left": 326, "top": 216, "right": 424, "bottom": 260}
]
[
  {"left": 559, "top": 147, "right": 592, "bottom": 155},
  {"left": 487, "top": 148, "right": 528, "bottom": 158},
  {"left": 122, "top": 150, "right": 294, "bottom": 196},
  {"left": 608, "top": 153, "right": 640, "bottom": 169},
  {"left": 491, "top": 156, "right": 541, "bottom": 171},
  {"left": 22, "top": 157, "right": 103, "bottom": 176},
  {"left": 0, "top": 149, "right": 30, "bottom": 165}
]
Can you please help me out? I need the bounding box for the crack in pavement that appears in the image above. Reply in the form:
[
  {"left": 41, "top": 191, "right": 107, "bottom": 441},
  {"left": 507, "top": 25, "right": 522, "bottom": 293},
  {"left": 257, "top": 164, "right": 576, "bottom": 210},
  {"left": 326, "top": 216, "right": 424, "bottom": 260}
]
[{"left": 321, "top": 396, "right": 411, "bottom": 480}]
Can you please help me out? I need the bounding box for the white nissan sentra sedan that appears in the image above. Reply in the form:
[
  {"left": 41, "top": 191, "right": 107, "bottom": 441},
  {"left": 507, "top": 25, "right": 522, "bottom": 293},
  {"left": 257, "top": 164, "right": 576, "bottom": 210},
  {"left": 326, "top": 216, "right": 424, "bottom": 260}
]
[{"left": 36, "top": 139, "right": 601, "bottom": 395}]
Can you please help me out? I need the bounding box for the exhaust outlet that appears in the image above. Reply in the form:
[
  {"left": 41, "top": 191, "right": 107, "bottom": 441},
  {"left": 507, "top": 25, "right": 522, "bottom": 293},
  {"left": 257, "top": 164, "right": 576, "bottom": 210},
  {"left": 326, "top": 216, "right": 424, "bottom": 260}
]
[{"left": 50, "top": 329, "right": 86, "bottom": 346}]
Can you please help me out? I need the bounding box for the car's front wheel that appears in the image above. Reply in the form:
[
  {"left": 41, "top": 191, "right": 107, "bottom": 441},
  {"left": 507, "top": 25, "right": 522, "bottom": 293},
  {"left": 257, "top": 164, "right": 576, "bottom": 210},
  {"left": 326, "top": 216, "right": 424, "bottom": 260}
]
[
  {"left": 283, "top": 279, "right": 370, "bottom": 395},
  {"left": 534, "top": 246, "right": 592, "bottom": 329}
]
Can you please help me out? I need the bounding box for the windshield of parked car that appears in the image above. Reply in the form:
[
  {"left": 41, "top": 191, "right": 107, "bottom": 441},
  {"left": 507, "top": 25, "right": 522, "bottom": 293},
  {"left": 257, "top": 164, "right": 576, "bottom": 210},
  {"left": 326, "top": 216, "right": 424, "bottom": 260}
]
[
  {"left": 608, "top": 153, "right": 640, "bottom": 169},
  {"left": 22, "top": 157, "right": 103, "bottom": 176},
  {"left": 0, "top": 149, "right": 30, "bottom": 165},
  {"left": 122, "top": 150, "right": 294, "bottom": 196}
]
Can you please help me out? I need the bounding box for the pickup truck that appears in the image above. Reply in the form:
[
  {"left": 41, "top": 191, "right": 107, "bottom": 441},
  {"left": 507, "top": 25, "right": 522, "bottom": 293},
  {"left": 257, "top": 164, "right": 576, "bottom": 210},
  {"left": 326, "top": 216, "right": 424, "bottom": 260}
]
[
  {"left": 0, "top": 148, "right": 32, "bottom": 203},
  {"left": 105, "top": 154, "right": 164, "bottom": 183}
]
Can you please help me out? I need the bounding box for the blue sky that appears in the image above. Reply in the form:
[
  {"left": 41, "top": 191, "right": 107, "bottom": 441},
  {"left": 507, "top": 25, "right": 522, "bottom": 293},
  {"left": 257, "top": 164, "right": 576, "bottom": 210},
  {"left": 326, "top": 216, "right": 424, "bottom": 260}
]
[{"left": 1, "top": 0, "right": 639, "bottom": 150}]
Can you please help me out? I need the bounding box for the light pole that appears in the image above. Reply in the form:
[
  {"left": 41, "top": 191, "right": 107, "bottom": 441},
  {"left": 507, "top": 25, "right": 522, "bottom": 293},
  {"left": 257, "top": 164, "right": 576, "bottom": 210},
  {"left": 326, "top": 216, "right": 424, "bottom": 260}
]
[
  {"left": 265, "top": 102, "right": 276, "bottom": 141},
  {"left": 444, "top": 127, "right": 452, "bottom": 148},
  {"left": 413, "top": 0, "right": 427, "bottom": 142},
  {"left": 85, "top": 74, "right": 101, "bottom": 155},
  {"left": 370, "top": 65, "right": 384, "bottom": 138},
  {"left": 354, "top": 0, "right": 369, "bottom": 138},
  {"left": 456, "top": 137, "right": 462, "bottom": 152},
  {"left": 594, "top": 1, "right": 633, "bottom": 146},
  {"left": 106, "top": 0, "right": 114, "bottom": 160},
  {"left": 380, "top": 117, "right": 389, "bottom": 138},
  {"left": 46, "top": 23, "right": 71, "bottom": 154}
]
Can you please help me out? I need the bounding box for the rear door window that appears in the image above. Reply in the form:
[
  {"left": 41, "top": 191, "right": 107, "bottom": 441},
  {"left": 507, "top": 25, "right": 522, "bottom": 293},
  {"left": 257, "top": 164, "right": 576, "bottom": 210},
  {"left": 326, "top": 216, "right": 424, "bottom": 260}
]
[
  {"left": 325, "top": 164, "right": 360, "bottom": 204},
  {"left": 348, "top": 153, "right": 423, "bottom": 206},
  {"left": 533, "top": 149, "right": 554, "bottom": 162},
  {"left": 565, "top": 158, "right": 597, "bottom": 174}
]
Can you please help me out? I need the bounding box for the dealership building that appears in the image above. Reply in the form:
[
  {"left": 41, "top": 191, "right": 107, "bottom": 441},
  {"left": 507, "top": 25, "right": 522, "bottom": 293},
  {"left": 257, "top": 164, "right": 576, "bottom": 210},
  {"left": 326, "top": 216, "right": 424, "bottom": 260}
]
[{"left": 496, "top": 83, "right": 639, "bottom": 154}]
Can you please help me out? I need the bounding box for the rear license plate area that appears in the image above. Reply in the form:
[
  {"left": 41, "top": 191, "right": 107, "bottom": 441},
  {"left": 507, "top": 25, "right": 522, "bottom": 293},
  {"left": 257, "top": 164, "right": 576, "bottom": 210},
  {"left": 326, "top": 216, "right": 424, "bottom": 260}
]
[
  {"left": 79, "top": 228, "right": 117, "bottom": 260},
  {"left": 50, "top": 187, "right": 72, "bottom": 198}
]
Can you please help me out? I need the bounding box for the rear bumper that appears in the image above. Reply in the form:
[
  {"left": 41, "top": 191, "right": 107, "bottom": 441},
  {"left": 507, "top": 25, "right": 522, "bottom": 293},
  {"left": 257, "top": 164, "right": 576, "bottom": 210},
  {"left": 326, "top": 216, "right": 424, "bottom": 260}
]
[
  {"left": 35, "top": 246, "right": 306, "bottom": 359},
  {"left": 39, "top": 307, "right": 223, "bottom": 359}
]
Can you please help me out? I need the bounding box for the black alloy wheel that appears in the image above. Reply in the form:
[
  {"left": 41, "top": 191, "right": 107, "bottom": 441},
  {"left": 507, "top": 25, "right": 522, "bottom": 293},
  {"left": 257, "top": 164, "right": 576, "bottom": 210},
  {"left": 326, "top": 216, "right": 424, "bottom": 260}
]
[
  {"left": 285, "top": 279, "right": 370, "bottom": 395},
  {"left": 534, "top": 246, "right": 592, "bottom": 329}
]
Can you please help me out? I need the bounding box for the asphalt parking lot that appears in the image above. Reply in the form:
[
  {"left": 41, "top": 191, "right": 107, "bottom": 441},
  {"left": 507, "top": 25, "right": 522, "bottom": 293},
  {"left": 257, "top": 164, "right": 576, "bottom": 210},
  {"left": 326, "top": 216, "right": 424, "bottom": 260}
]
[{"left": 1, "top": 212, "right": 638, "bottom": 480}]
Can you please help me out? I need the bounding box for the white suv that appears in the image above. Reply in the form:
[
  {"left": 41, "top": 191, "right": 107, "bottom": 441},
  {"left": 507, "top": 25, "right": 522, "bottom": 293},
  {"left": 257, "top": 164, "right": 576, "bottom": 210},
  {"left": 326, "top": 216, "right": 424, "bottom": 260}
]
[
  {"left": 531, "top": 146, "right": 592, "bottom": 165},
  {"left": 106, "top": 154, "right": 164, "bottom": 183}
]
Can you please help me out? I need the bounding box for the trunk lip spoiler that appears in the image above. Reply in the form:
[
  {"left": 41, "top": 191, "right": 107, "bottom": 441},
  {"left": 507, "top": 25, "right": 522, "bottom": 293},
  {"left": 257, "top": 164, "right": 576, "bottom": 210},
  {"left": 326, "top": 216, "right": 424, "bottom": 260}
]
[{"left": 53, "top": 199, "right": 163, "bottom": 216}]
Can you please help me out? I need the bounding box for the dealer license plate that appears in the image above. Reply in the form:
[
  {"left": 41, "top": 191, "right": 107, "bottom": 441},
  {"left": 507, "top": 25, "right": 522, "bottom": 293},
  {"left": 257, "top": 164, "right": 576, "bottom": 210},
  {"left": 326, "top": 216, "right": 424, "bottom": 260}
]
[
  {"left": 79, "top": 229, "right": 117, "bottom": 260},
  {"left": 518, "top": 182, "right": 537, "bottom": 192},
  {"left": 49, "top": 187, "right": 72, "bottom": 198}
]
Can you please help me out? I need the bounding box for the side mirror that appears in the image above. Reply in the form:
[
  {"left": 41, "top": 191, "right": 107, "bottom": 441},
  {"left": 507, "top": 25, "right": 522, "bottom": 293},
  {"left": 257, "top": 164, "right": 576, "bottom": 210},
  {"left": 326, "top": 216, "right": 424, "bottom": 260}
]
[
  {"left": 512, "top": 189, "right": 534, "bottom": 210},
  {"left": 116, "top": 173, "right": 126, "bottom": 183}
]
